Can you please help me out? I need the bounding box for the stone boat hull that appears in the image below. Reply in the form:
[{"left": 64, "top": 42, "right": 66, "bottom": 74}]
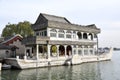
[{"left": 4, "top": 48, "right": 113, "bottom": 69}]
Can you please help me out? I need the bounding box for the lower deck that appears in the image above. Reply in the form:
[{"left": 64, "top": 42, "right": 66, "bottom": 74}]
[{"left": 4, "top": 50, "right": 112, "bottom": 69}]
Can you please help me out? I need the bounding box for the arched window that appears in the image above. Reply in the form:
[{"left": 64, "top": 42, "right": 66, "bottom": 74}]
[
  {"left": 66, "top": 45, "right": 72, "bottom": 56},
  {"left": 50, "top": 29, "right": 57, "bottom": 37},
  {"left": 88, "top": 33, "right": 93, "bottom": 40},
  {"left": 77, "top": 32, "right": 82, "bottom": 39},
  {"left": 83, "top": 33, "right": 87, "bottom": 39},
  {"left": 51, "top": 45, "right": 57, "bottom": 56},
  {"left": 59, "top": 45, "right": 65, "bottom": 56}
]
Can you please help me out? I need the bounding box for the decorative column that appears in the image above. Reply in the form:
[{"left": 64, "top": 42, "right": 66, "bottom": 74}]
[
  {"left": 56, "top": 45, "right": 59, "bottom": 59},
  {"left": 64, "top": 30, "right": 66, "bottom": 39},
  {"left": 47, "top": 28, "right": 50, "bottom": 37},
  {"left": 24, "top": 47, "right": 27, "bottom": 60},
  {"left": 93, "top": 46, "right": 95, "bottom": 55},
  {"left": 71, "top": 31, "right": 73, "bottom": 40},
  {"left": 76, "top": 45, "right": 78, "bottom": 55},
  {"left": 64, "top": 45, "right": 67, "bottom": 57},
  {"left": 81, "top": 32, "right": 83, "bottom": 39},
  {"left": 56, "top": 29, "right": 59, "bottom": 38},
  {"left": 71, "top": 45, "right": 74, "bottom": 56},
  {"left": 88, "top": 46, "right": 90, "bottom": 56},
  {"left": 75, "top": 31, "right": 78, "bottom": 40},
  {"left": 36, "top": 44, "right": 39, "bottom": 60},
  {"left": 82, "top": 45, "right": 84, "bottom": 56},
  {"left": 47, "top": 44, "right": 51, "bottom": 60},
  {"left": 92, "top": 33, "right": 94, "bottom": 41},
  {"left": 87, "top": 33, "right": 89, "bottom": 40}
]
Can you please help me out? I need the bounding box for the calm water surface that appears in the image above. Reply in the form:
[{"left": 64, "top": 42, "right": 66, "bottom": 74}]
[{"left": 1, "top": 51, "right": 120, "bottom": 80}]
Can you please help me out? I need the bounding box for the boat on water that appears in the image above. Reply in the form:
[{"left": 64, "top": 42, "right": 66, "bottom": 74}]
[
  {"left": 4, "top": 48, "right": 113, "bottom": 69},
  {"left": 2, "top": 13, "right": 113, "bottom": 69}
]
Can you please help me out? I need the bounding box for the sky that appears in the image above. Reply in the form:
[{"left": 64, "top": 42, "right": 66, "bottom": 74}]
[{"left": 0, "top": 0, "right": 120, "bottom": 47}]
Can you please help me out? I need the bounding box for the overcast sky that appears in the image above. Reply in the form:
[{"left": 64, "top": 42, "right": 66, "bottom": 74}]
[{"left": 0, "top": 0, "right": 120, "bottom": 47}]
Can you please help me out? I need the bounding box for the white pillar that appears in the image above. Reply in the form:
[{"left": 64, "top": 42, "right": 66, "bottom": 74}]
[
  {"left": 82, "top": 46, "right": 84, "bottom": 56},
  {"left": 76, "top": 45, "right": 78, "bottom": 55},
  {"left": 56, "top": 45, "right": 59, "bottom": 59},
  {"left": 71, "top": 31, "right": 73, "bottom": 40},
  {"left": 92, "top": 33, "right": 94, "bottom": 40},
  {"left": 16, "top": 56, "right": 19, "bottom": 59},
  {"left": 24, "top": 47, "right": 26, "bottom": 56},
  {"left": 56, "top": 29, "right": 59, "bottom": 38},
  {"left": 75, "top": 31, "right": 78, "bottom": 40},
  {"left": 88, "top": 46, "right": 90, "bottom": 56},
  {"left": 24, "top": 47, "right": 27, "bottom": 60},
  {"left": 47, "top": 44, "right": 51, "bottom": 59},
  {"left": 87, "top": 33, "right": 89, "bottom": 40},
  {"left": 93, "top": 46, "right": 95, "bottom": 55},
  {"left": 36, "top": 44, "right": 39, "bottom": 60},
  {"left": 81, "top": 32, "right": 83, "bottom": 39},
  {"left": 64, "top": 30, "right": 66, "bottom": 39},
  {"left": 64, "top": 45, "right": 67, "bottom": 57},
  {"left": 71, "top": 45, "right": 74, "bottom": 56},
  {"left": 47, "top": 28, "right": 50, "bottom": 37}
]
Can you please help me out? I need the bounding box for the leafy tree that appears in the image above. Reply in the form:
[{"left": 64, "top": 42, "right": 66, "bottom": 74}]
[
  {"left": 2, "top": 21, "right": 34, "bottom": 37},
  {"left": 51, "top": 45, "right": 57, "bottom": 53}
]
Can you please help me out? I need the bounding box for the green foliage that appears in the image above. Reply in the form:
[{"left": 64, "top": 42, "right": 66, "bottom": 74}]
[
  {"left": 51, "top": 45, "right": 57, "bottom": 53},
  {"left": 2, "top": 21, "right": 34, "bottom": 37}
]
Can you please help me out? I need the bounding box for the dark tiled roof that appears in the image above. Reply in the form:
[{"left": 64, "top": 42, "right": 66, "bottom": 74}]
[
  {"left": 32, "top": 13, "right": 101, "bottom": 33},
  {"left": 0, "top": 44, "right": 11, "bottom": 50},
  {"left": 48, "top": 21, "right": 100, "bottom": 33},
  {"left": 41, "top": 13, "right": 71, "bottom": 24},
  {"left": 0, "top": 44, "right": 19, "bottom": 50},
  {"left": 2, "top": 34, "right": 23, "bottom": 45}
]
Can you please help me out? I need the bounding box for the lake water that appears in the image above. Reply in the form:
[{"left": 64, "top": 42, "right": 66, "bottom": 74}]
[{"left": 1, "top": 51, "right": 120, "bottom": 80}]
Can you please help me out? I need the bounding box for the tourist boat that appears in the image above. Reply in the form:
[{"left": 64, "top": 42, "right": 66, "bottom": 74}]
[{"left": 3, "top": 13, "right": 113, "bottom": 69}]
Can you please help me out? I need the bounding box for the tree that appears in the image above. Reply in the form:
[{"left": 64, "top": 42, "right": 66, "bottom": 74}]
[
  {"left": 51, "top": 45, "right": 57, "bottom": 56},
  {"left": 51, "top": 45, "right": 57, "bottom": 53},
  {"left": 2, "top": 21, "right": 34, "bottom": 37}
]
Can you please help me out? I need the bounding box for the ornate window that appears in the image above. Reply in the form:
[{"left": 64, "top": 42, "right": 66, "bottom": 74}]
[
  {"left": 66, "top": 30, "right": 71, "bottom": 38},
  {"left": 78, "top": 50, "right": 82, "bottom": 55},
  {"left": 40, "top": 32, "right": 42, "bottom": 36},
  {"left": 73, "top": 31, "right": 76, "bottom": 39},
  {"left": 58, "top": 29, "right": 64, "bottom": 38},
  {"left": 50, "top": 29, "right": 57, "bottom": 37},
  {"left": 36, "top": 32, "right": 39, "bottom": 36},
  {"left": 84, "top": 50, "right": 88, "bottom": 55},
  {"left": 73, "top": 31, "right": 76, "bottom": 33},
  {"left": 74, "top": 50, "right": 76, "bottom": 54},
  {"left": 44, "top": 31, "right": 47, "bottom": 36},
  {"left": 66, "top": 35, "right": 71, "bottom": 38},
  {"left": 90, "top": 50, "right": 93, "bottom": 55},
  {"left": 88, "top": 33, "right": 93, "bottom": 40},
  {"left": 77, "top": 32, "right": 82, "bottom": 39},
  {"left": 83, "top": 33, "right": 88, "bottom": 39}
]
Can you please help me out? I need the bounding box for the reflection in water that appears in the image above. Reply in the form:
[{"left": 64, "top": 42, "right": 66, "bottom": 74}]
[
  {"left": 1, "top": 63, "right": 102, "bottom": 80},
  {"left": 1, "top": 51, "right": 120, "bottom": 80}
]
